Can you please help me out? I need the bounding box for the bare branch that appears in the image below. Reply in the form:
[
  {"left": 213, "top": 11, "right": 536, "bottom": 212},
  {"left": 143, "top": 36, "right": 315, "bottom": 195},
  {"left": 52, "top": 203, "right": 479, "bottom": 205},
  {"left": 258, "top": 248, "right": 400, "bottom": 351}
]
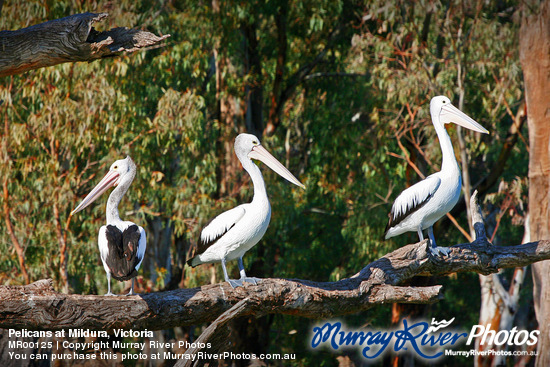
[
  {"left": 0, "top": 12, "right": 170, "bottom": 77},
  {"left": 0, "top": 190, "right": 545, "bottom": 332},
  {"left": 0, "top": 278, "right": 441, "bottom": 331},
  {"left": 178, "top": 298, "right": 252, "bottom": 367},
  {"left": 470, "top": 190, "right": 488, "bottom": 242},
  {"left": 2, "top": 178, "right": 30, "bottom": 284},
  {"left": 2, "top": 232, "right": 550, "bottom": 331}
]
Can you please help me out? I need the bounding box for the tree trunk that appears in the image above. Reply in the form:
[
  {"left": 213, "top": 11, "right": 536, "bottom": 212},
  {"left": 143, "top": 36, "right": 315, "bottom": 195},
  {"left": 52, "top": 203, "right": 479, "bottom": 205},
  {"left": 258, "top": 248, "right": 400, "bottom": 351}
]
[
  {"left": 242, "top": 20, "right": 264, "bottom": 137},
  {"left": 519, "top": 1, "right": 550, "bottom": 365}
]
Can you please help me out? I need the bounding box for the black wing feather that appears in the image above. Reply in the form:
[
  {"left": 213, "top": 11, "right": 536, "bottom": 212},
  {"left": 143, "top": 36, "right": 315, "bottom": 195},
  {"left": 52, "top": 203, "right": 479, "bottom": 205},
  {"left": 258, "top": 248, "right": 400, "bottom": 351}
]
[
  {"left": 186, "top": 206, "right": 245, "bottom": 267},
  {"left": 186, "top": 220, "right": 236, "bottom": 268},
  {"left": 197, "top": 220, "right": 236, "bottom": 255},
  {"left": 105, "top": 224, "right": 141, "bottom": 281},
  {"left": 384, "top": 192, "right": 434, "bottom": 237}
]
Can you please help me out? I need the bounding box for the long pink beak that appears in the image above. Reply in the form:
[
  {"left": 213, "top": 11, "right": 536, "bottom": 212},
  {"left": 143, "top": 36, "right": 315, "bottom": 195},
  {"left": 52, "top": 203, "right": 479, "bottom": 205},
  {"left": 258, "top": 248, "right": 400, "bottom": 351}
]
[
  {"left": 71, "top": 170, "right": 120, "bottom": 216},
  {"left": 248, "top": 145, "right": 305, "bottom": 189},
  {"left": 440, "top": 103, "right": 489, "bottom": 134}
]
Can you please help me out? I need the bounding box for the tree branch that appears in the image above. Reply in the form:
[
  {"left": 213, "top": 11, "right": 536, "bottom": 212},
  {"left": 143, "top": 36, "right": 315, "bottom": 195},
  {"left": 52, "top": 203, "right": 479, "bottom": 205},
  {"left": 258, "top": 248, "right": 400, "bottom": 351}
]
[
  {"left": 1, "top": 191, "right": 549, "bottom": 331},
  {"left": 0, "top": 278, "right": 441, "bottom": 331},
  {"left": 178, "top": 298, "right": 252, "bottom": 367},
  {"left": 0, "top": 12, "right": 170, "bottom": 77},
  {"left": 449, "top": 104, "right": 527, "bottom": 219},
  {"left": 264, "top": 25, "right": 344, "bottom": 136},
  {"left": 2, "top": 178, "right": 30, "bottom": 284}
]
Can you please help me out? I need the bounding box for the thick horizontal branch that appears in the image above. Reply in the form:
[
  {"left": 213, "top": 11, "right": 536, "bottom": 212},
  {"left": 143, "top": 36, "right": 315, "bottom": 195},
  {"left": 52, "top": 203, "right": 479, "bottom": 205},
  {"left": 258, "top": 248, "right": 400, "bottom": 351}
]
[
  {"left": 1, "top": 239, "right": 549, "bottom": 331},
  {"left": 1, "top": 192, "right": 548, "bottom": 331},
  {"left": 355, "top": 192, "right": 550, "bottom": 284},
  {"left": 353, "top": 239, "right": 550, "bottom": 284},
  {"left": 0, "top": 279, "right": 441, "bottom": 331},
  {"left": 0, "top": 12, "right": 170, "bottom": 77}
]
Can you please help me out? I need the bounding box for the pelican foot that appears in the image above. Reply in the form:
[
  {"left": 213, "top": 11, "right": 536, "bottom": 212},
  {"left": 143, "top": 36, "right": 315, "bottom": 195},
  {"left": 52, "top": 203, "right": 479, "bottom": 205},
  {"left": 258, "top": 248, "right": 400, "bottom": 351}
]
[
  {"left": 242, "top": 277, "right": 261, "bottom": 285},
  {"left": 227, "top": 279, "right": 244, "bottom": 288},
  {"left": 104, "top": 292, "right": 117, "bottom": 296},
  {"left": 125, "top": 291, "right": 137, "bottom": 296},
  {"left": 428, "top": 245, "right": 451, "bottom": 258}
]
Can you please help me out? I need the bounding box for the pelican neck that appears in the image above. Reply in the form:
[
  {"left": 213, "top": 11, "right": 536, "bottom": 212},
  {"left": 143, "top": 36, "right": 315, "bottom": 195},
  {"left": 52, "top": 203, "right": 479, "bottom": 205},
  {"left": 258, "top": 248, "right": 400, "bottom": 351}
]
[
  {"left": 241, "top": 157, "right": 269, "bottom": 204},
  {"left": 431, "top": 113, "right": 460, "bottom": 174},
  {"left": 106, "top": 175, "right": 133, "bottom": 224}
]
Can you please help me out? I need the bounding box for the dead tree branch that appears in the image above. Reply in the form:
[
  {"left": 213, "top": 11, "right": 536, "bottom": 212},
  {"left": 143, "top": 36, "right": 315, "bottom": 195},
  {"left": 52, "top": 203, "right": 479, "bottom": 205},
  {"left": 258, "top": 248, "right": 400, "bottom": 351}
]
[
  {"left": 0, "top": 12, "right": 170, "bottom": 77},
  {"left": 0, "top": 192, "right": 549, "bottom": 331},
  {"left": 179, "top": 298, "right": 252, "bottom": 367}
]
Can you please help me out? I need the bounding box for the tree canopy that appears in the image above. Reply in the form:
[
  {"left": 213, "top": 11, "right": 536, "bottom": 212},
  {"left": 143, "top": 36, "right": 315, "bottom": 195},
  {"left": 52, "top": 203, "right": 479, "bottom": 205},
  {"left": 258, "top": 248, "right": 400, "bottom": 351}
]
[{"left": 0, "top": 1, "right": 531, "bottom": 365}]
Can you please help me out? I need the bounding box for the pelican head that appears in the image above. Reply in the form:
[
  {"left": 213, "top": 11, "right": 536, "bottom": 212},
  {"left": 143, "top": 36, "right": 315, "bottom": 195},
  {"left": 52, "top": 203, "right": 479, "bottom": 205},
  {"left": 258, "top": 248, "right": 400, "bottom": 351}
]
[
  {"left": 235, "top": 133, "right": 305, "bottom": 189},
  {"left": 430, "top": 96, "right": 489, "bottom": 134},
  {"left": 71, "top": 156, "right": 136, "bottom": 216}
]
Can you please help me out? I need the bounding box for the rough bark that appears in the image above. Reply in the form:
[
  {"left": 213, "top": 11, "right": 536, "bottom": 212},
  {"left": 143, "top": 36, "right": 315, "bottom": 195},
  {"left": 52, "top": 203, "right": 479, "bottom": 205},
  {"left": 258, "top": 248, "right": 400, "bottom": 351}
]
[
  {"left": 0, "top": 12, "right": 170, "bottom": 77},
  {"left": 475, "top": 215, "right": 529, "bottom": 367},
  {"left": 519, "top": 1, "right": 550, "bottom": 366},
  {"left": 1, "top": 193, "right": 550, "bottom": 332},
  {"left": 0, "top": 278, "right": 441, "bottom": 332},
  {"left": 178, "top": 299, "right": 251, "bottom": 367}
]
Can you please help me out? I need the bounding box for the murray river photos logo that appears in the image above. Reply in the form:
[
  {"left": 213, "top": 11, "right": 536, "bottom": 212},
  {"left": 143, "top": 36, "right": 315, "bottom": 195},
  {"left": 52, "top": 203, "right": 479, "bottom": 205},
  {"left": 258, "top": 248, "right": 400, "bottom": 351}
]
[{"left": 310, "top": 318, "right": 539, "bottom": 360}]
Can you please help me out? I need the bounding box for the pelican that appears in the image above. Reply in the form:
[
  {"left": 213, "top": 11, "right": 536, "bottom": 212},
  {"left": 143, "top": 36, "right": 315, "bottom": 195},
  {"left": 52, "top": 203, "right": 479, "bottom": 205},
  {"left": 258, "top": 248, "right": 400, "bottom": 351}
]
[
  {"left": 187, "top": 133, "right": 305, "bottom": 288},
  {"left": 384, "top": 96, "right": 489, "bottom": 256},
  {"left": 71, "top": 156, "right": 146, "bottom": 296}
]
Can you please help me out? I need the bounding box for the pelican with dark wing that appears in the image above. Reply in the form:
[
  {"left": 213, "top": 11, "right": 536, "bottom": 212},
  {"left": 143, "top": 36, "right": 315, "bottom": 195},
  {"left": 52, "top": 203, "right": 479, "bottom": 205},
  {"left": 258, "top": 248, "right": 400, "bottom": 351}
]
[
  {"left": 187, "top": 133, "right": 305, "bottom": 288},
  {"left": 384, "top": 96, "right": 489, "bottom": 256},
  {"left": 72, "top": 156, "right": 146, "bottom": 295}
]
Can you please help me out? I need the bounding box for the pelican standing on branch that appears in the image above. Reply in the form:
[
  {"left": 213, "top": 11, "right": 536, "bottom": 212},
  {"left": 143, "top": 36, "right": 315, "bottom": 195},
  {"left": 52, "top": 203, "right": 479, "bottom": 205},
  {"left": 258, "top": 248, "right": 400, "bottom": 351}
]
[
  {"left": 71, "top": 156, "right": 146, "bottom": 295},
  {"left": 187, "top": 133, "right": 305, "bottom": 288},
  {"left": 384, "top": 96, "right": 489, "bottom": 256}
]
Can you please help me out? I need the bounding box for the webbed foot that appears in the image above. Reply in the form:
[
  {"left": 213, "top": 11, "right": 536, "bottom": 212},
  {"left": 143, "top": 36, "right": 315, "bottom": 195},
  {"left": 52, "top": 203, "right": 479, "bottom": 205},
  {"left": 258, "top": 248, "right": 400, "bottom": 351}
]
[
  {"left": 429, "top": 245, "right": 451, "bottom": 258},
  {"left": 227, "top": 279, "right": 244, "bottom": 288},
  {"left": 104, "top": 292, "right": 117, "bottom": 296},
  {"left": 242, "top": 277, "right": 261, "bottom": 285}
]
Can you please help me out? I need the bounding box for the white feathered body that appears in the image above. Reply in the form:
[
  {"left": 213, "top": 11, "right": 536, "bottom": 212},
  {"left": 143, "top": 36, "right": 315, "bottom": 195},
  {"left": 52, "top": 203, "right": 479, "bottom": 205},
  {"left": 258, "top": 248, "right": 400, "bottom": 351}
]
[
  {"left": 193, "top": 199, "right": 271, "bottom": 264},
  {"left": 385, "top": 166, "right": 461, "bottom": 239}
]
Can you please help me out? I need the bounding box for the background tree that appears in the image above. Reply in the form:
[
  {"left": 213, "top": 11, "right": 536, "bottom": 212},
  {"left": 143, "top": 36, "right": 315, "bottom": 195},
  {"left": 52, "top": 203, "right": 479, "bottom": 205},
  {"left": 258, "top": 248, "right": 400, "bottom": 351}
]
[
  {"left": 520, "top": 0, "right": 550, "bottom": 365},
  {"left": 0, "top": 1, "right": 534, "bottom": 366}
]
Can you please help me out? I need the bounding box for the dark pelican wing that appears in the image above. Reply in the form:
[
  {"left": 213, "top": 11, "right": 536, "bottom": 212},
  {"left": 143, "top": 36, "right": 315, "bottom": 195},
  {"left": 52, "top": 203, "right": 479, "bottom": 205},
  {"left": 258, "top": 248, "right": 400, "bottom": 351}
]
[
  {"left": 187, "top": 205, "right": 246, "bottom": 267},
  {"left": 105, "top": 224, "right": 143, "bottom": 281},
  {"left": 384, "top": 175, "right": 441, "bottom": 237}
]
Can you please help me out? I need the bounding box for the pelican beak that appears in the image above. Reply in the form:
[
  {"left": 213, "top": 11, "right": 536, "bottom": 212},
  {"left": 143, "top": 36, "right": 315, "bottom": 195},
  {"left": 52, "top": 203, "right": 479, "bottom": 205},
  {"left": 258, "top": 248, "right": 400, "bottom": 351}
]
[
  {"left": 440, "top": 104, "right": 489, "bottom": 134},
  {"left": 248, "top": 145, "right": 305, "bottom": 189},
  {"left": 71, "top": 170, "right": 120, "bottom": 216}
]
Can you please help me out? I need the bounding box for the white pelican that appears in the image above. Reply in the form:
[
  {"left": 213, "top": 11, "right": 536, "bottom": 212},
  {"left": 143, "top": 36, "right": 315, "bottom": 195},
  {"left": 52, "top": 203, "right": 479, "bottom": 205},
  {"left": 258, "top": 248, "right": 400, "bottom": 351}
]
[
  {"left": 71, "top": 156, "right": 146, "bottom": 295},
  {"left": 384, "top": 96, "right": 489, "bottom": 256},
  {"left": 187, "top": 133, "right": 305, "bottom": 288}
]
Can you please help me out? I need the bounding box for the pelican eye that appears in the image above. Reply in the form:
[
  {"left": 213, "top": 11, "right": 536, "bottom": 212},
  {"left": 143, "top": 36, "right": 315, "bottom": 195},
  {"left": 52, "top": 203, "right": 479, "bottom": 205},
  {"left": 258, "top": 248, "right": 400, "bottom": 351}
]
[
  {"left": 113, "top": 165, "right": 118, "bottom": 170},
  {"left": 252, "top": 140, "right": 258, "bottom": 145}
]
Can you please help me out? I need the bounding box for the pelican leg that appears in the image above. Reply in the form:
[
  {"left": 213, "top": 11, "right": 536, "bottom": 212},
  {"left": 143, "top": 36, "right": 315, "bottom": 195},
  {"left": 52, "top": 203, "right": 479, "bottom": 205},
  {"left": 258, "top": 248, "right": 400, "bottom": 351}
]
[
  {"left": 238, "top": 257, "right": 261, "bottom": 285},
  {"left": 427, "top": 226, "right": 451, "bottom": 258},
  {"left": 125, "top": 278, "right": 136, "bottom": 296},
  {"left": 428, "top": 226, "right": 437, "bottom": 247},
  {"left": 104, "top": 273, "right": 116, "bottom": 296},
  {"left": 417, "top": 225, "right": 425, "bottom": 242},
  {"left": 222, "top": 258, "right": 243, "bottom": 288}
]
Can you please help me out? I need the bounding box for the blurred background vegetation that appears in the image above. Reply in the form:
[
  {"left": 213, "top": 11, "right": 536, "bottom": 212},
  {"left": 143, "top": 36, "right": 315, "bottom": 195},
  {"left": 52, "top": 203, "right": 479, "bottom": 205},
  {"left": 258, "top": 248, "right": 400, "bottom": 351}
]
[{"left": 0, "top": 0, "right": 530, "bottom": 365}]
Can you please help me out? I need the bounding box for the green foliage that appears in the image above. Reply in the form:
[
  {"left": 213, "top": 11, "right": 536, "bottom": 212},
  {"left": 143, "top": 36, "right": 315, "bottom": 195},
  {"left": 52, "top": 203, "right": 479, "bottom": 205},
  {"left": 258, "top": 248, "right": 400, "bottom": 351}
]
[{"left": 0, "top": 0, "right": 528, "bottom": 365}]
